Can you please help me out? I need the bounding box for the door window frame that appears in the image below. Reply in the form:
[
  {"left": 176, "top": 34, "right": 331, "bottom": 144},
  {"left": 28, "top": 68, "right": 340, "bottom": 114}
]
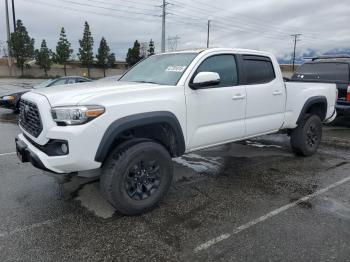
[
  {"left": 239, "top": 55, "right": 276, "bottom": 85},
  {"left": 188, "top": 53, "right": 243, "bottom": 89}
]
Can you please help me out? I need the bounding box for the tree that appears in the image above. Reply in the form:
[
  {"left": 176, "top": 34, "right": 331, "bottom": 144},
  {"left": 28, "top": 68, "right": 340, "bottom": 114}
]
[
  {"left": 8, "top": 20, "right": 34, "bottom": 76},
  {"left": 107, "top": 53, "right": 116, "bottom": 68},
  {"left": 78, "top": 22, "right": 94, "bottom": 77},
  {"left": 148, "top": 39, "right": 155, "bottom": 56},
  {"left": 126, "top": 40, "right": 141, "bottom": 67},
  {"left": 55, "top": 27, "right": 73, "bottom": 76},
  {"left": 35, "top": 39, "right": 52, "bottom": 77},
  {"left": 96, "top": 37, "right": 110, "bottom": 77}
]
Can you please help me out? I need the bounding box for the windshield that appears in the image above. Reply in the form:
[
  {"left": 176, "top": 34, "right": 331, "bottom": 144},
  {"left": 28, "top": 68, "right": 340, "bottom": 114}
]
[
  {"left": 33, "top": 79, "right": 54, "bottom": 89},
  {"left": 292, "top": 62, "right": 349, "bottom": 83},
  {"left": 119, "top": 53, "right": 198, "bottom": 85}
]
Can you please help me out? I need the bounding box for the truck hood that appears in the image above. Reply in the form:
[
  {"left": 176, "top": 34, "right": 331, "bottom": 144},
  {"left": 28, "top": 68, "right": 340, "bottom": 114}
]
[{"left": 30, "top": 81, "right": 163, "bottom": 106}]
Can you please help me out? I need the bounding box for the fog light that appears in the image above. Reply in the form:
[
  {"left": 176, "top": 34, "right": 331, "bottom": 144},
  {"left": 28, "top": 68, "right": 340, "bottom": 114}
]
[{"left": 61, "top": 143, "right": 68, "bottom": 154}]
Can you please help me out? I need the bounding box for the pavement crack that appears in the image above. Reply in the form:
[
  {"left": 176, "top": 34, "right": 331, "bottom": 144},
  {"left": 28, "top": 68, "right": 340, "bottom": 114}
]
[{"left": 326, "top": 161, "right": 349, "bottom": 171}]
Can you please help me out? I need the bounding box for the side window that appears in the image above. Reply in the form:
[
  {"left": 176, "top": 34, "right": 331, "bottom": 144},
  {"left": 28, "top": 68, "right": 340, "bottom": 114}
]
[
  {"left": 194, "top": 55, "right": 238, "bottom": 87},
  {"left": 76, "top": 78, "right": 89, "bottom": 83},
  {"left": 242, "top": 56, "right": 275, "bottom": 84},
  {"left": 49, "top": 79, "right": 67, "bottom": 87},
  {"left": 67, "top": 78, "right": 76, "bottom": 84}
]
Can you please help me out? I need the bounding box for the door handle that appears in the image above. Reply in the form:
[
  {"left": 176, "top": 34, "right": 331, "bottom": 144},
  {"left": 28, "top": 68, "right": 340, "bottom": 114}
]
[
  {"left": 273, "top": 90, "right": 283, "bottom": 96},
  {"left": 232, "top": 94, "right": 246, "bottom": 100}
]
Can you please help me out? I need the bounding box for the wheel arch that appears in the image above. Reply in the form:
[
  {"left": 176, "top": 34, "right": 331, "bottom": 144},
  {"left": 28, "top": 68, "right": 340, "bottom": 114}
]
[
  {"left": 297, "top": 96, "right": 328, "bottom": 124},
  {"left": 95, "top": 111, "right": 185, "bottom": 163}
]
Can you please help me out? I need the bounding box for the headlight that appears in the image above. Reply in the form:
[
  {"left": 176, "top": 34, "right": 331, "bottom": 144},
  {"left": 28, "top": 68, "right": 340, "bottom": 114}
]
[
  {"left": 2, "top": 95, "right": 15, "bottom": 101},
  {"left": 51, "top": 105, "right": 105, "bottom": 125}
]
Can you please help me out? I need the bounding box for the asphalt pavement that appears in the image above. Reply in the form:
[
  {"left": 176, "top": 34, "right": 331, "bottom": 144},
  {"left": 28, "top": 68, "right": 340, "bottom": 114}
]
[{"left": 0, "top": 79, "right": 350, "bottom": 261}]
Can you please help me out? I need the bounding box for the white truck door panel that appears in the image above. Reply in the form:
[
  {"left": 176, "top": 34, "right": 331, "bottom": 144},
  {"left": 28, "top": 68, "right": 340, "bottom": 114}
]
[
  {"left": 185, "top": 54, "right": 246, "bottom": 150},
  {"left": 186, "top": 86, "right": 246, "bottom": 149},
  {"left": 242, "top": 55, "right": 286, "bottom": 136}
]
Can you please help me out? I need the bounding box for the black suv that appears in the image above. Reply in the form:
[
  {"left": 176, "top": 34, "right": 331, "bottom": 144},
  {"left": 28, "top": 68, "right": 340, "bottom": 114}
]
[{"left": 291, "top": 55, "right": 350, "bottom": 115}]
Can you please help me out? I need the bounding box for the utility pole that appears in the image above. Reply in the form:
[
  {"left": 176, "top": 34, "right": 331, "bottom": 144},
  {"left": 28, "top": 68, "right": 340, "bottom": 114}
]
[
  {"left": 5, "top": 0, "right": 11, "bottom": 44},
  {"left": 291, "top": 34, "right": 301, "bottom": 71},
  {"left": 207, "top": 19, "right": 211, "bottom": 48},
  {"left": 11, "top": 0, "right": 16, "bottom": 31},
  {"left": 167, "top": 35, "right": 180, "bottom": 52},
  {"left": 161, "top": 0, "right": 166, "bottom": 53},
  {"left": 5, "top": 0, "right": 13, "bottom": 76}
]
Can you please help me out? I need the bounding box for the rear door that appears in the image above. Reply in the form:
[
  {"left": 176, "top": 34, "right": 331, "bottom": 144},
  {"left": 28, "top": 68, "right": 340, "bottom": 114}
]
[{"left": 241, "top": 55, "right": 286, "bottom": 136}]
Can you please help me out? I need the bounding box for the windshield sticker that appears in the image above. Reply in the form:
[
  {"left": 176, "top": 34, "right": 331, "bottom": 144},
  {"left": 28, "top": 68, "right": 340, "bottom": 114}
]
[{"left": 165, "top": 66, "right": 187, "bottom": 72}]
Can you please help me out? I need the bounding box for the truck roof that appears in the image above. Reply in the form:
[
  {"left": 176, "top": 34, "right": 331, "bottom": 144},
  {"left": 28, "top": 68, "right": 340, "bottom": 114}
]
[{"left": 160, "top": 47, "right": 274, "bottom": 57}]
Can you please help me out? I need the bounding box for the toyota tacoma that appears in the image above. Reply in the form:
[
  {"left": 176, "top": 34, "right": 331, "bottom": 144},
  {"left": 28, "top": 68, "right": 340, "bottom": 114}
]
[{"left": 15, "top": 48, "right": 337, "bottom": 215}]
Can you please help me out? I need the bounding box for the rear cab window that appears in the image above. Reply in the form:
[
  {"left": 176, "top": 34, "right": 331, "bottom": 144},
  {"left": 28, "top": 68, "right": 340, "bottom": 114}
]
[
  {"left": 242, "top": 55, "right": 276, "bottom": 84},
  {"left": 292, "top": 62, "right": 350, "bottom": 83}
]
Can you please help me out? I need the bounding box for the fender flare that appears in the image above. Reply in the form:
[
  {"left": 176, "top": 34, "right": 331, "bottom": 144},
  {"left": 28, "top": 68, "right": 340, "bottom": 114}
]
[
  {"left": 296, "top": 96, "right": 327, "bottom": 124},
  {"left": 94, "top": 111, "right": 185, "bottom": 162}
]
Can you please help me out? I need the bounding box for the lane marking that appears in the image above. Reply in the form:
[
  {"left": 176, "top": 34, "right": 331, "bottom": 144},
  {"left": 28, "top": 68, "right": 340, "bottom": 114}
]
[
  {"left": 0, "top": 152, "right": 16, "bottom": 157},
  {"left": 194, "top": 175, "right": 350, "bottom": 253},
  {"left": 0, "top": 216, "right": 65, "bottom": 238}
]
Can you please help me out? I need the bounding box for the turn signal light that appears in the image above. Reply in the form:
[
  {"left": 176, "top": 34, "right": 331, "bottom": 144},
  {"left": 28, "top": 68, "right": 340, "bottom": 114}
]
[{"left": 85, "top": 108, "right": 105, "bottom": 117}]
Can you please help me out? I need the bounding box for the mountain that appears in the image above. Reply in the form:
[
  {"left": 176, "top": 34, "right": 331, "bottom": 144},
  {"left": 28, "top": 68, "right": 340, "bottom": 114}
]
[{"left": 278, "top": 48, "right": 350, "bottom": 64}]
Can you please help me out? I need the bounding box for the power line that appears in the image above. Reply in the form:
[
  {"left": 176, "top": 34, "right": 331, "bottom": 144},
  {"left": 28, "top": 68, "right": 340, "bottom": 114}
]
[
  {"left": 172, "top": 0, "right": 319, "bottom": 37},
  {"left": 169, "top": 0, "right": 320, "bottom": 43},
  {"left": 78, "top": 0, "right": 159, "bottom": 13},
  {"left": 57, "top": 0, "right": 160, "bottom": 17},
  {"left": 84, "top": 0, "right": 159, "bottom": 8},
  {"left": 26, "top": 0, "right": 160, "bottom": 23},
  {"left": 168, "top": 12, "right": 294, "bottom": 40}
]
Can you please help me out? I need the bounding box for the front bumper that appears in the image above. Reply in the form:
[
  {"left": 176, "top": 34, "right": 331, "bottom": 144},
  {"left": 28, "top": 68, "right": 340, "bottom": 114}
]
[
  {"left": 15, "top": 137, "right": 53, "bottom": 173},
  {"left": 16, "top": 133, "right": 101, "bottom": 174}
]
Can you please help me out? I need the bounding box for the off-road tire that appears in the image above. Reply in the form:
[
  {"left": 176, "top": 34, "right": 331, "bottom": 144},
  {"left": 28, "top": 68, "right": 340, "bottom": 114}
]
[
  {"left": 290, "top": 114, "right": 322, "bottom": 156},
  {"left": 100, "top": 140, "right": 173, "bottom": 215}
]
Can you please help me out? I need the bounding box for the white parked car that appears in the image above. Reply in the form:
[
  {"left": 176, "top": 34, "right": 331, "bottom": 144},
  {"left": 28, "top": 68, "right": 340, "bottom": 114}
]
[{"left": 16, "top": 48, "right": 337, "bottom": 215}]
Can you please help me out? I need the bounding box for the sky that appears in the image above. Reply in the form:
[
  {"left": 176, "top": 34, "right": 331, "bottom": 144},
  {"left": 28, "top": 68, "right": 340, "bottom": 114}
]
[{"left": 1, "top": 0, "right": 349, "bottom": 61}]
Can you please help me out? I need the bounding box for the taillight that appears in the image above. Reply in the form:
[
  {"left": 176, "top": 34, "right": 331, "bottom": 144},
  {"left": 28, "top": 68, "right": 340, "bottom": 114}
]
[{"left": 347, "top": 85, "right": 350, "bottom": 101}]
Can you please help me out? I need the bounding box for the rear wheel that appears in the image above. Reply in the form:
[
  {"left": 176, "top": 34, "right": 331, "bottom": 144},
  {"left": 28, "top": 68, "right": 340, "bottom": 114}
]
[
  {"left": 290, "top": 114, "right": 322, "bottom": 156},
  {"left": 100, "top": 140, "right": 173, "bottom": 215}
]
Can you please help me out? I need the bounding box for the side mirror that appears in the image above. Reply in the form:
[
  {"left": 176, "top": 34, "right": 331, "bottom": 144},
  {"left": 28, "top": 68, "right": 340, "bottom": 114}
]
[{"left": 190, "top": 72, "right": 220, "bottom": 89}]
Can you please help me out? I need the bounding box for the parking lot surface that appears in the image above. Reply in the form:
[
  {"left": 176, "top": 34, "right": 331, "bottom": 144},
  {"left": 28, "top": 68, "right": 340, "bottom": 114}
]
[{"left": 0, "top": 79, "right": 350, "bottom": 261}]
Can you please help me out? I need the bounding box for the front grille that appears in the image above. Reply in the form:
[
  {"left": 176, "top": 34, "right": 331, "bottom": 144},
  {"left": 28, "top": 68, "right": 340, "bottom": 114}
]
[{"left": 19, "top": 99, "right": 43, "bottom": 138}]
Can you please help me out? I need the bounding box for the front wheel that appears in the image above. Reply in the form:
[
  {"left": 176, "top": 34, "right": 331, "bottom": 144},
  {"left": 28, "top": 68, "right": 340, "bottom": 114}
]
[
  {"left": 290, "top": 114, "right": 322, "bottom": 156},
  {"left": 100, "top": 140, "right": 173, "bottom": 215}
]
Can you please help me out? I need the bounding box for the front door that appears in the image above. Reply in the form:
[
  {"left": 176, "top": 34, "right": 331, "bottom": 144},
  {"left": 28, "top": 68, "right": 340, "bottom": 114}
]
[{"left": 185, "top": 54, "right": 246, "bottom": 150}]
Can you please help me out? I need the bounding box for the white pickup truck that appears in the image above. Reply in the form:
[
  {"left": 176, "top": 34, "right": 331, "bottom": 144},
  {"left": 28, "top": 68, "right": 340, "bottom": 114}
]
[{"left": 16, "top": 48, "right": 337, "bottom": 215}]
